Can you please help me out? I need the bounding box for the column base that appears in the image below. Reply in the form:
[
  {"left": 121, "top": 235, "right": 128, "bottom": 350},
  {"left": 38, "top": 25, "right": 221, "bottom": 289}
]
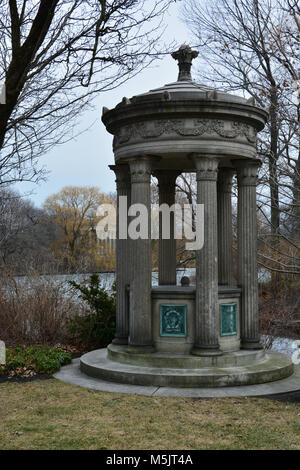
[
  {"left": 127, "top": 344, "right": 155, "bottom": 354},
  {"left": 241, "top": 340, "right": 263, "bottom": 350},
  {"left": 191, "top": 346, "right": 223, "bottom": 357},
  {"left": 112, "top": 337, "right": 128, "bottom": 345}
]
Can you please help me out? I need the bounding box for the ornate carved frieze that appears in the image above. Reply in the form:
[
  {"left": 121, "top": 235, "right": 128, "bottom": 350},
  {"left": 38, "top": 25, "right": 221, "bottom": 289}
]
[{"left": 113, "top": 119, "right": 257, "bottom": 148}]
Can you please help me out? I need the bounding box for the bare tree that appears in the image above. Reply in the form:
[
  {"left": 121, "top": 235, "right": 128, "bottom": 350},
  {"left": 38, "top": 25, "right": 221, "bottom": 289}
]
[
  {"left": 182, "top": 0, "right": 300, "bottom": 277},
  {"left": 0, "top": 187, "right": 58, "bottom": 271},
  {"left": 0, "top": 0, "right": 173, "bottom": 186}
]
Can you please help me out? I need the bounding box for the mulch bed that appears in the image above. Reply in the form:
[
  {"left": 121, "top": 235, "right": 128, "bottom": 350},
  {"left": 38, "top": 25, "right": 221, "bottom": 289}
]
[
  {"left": 0, "top": 373, "right": 52, "bottom": 384},
  {"left": 263, "top": 391, "right": 300, "bottom": 403}
]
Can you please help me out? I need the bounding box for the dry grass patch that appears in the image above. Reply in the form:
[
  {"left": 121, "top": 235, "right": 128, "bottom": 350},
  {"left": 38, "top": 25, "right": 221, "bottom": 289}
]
[{"left": 0, "top": 379, "right": 300, "bottom": 450}]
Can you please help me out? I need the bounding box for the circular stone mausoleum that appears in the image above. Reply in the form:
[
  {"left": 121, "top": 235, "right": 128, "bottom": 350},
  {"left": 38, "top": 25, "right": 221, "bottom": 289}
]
[{"left": 80, "top": 45, "right": 294, "bottom": 387}]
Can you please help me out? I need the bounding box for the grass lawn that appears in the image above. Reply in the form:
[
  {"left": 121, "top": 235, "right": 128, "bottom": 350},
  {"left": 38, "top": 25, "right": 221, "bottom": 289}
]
[{"left": 0, "top": 379, "right": 300, "bottom": 450}]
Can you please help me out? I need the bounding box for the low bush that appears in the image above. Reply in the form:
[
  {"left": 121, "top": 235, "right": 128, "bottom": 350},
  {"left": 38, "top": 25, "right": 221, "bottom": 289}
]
[
  {"left": 0, "top": 345, "right": 71, "bottom": 376},
  {"left": 68, "top": 274, "right": 116, "bottom": 348},
  {"left": 259, "top": 284, "right": 300, "bottom": 347},
  {"left": 0, "top": 268, "right": 82, "bottom": 346}
]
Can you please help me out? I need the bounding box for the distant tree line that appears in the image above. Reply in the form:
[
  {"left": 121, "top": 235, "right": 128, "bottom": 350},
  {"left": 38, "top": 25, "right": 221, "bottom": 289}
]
[{"left": 0, "top": 185, "right": 116, "bottom": 274}]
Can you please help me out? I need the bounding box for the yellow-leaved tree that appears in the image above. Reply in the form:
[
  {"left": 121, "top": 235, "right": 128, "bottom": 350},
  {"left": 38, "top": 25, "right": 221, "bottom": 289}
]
[{"left": 44, "top": 186, "right": 115, "bottom": 272}]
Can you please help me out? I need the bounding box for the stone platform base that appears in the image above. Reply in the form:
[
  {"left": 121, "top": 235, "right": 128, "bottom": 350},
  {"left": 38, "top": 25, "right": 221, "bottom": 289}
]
[{"left": 79, "top": 345, "right": 294, "bottom": 388}]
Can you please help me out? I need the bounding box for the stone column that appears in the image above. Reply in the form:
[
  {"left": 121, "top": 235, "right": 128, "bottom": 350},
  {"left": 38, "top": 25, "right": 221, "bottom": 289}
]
[
  {"left": 128, "top": 156, "right": 154, "bottom": 352},
  {"left": 236, "top": 160, "right": 262, "bottom": 349},
  {"left": 217, "top": 168, "right": 234, "bottom": 285},
  {"left": 192, "top": 156, "right": 221, "bottom": 356},
  {"left": 109, "top": 164, "right": 131, "bottom": 344},
  {"left": 155, "top": 170, "right": 181, "bottom": 286}
]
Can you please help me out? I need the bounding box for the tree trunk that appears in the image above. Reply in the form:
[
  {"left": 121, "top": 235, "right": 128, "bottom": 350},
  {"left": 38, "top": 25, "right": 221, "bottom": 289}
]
[{"left": 268, "top": 89, "right": 280, "bottom": 288}]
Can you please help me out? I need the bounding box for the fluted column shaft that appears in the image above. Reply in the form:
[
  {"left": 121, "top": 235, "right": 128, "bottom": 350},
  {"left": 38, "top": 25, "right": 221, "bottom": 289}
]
[
  {"left": 128, "top": 157, "right": 153, "bottom": 351},
  {"left": 237, "top": 160, "right": 262, "bottom": 349},
  {"left": 109, "top": 164, "right": 131, "bottom": 344},
  {"left": 217, "top": 168, "right": 234, "bottom": 285},
  {"left": 192, "top": 156, "right": 221, "bottom": 355},
  {"left": 155, "top": 170, "right": 181, "bottom": 285}
]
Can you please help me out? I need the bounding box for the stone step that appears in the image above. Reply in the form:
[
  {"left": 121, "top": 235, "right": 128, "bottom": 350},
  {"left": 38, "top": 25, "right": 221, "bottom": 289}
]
[
  {"left": 107, "top": 344, "right": 266, "bottom": 368},
  {"left": 80, "top": 348, "right": 294, "bottom": 388}
]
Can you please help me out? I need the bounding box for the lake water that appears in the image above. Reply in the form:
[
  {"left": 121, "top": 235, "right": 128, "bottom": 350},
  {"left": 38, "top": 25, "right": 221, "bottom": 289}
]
[
  {"left": 46, "top": 266, "right": 270, "bottom": 288},
  {"left": 262, "top": 336, "right": 299, "bottom": 357},
  {"left": 43, "top": 268, "right": 196, "bottom": 293}
]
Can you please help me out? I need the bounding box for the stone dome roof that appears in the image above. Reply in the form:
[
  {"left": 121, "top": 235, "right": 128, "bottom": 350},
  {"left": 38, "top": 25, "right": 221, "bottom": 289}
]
[
  {"left": 127, "top": 79, "right": 250, "bottom": 106},
  {"left": 101, "top": 45, "right": 268, "bottom": 165},
  {"left": 113, "top": 44, "right": 252, "bottom": 108}
]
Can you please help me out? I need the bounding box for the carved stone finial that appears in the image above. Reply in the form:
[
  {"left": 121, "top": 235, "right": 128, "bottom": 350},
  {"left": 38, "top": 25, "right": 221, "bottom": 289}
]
[
  {"left": 163, "top": 90, "right": 171, "bottom": 101},
  {"left": 122, "top": 97, "right": 131, "bottom": 105},
  {"left": 246, "top": 97, "right": 255, "bottom": 106},
  {"left": 171, "top": 44, "right": 199, "bottom": 81},
  {"left": 181, "top": 276, "right": 190, "bottom": 287}
]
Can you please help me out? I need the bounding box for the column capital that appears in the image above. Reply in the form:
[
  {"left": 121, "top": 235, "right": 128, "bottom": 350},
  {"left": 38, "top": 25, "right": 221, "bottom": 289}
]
[
  {"left": 109, "top": 164, "right": 131, "bottom": 189},
  {"left": 217, "top": 168, "right": 235, "bottom": 193},
  {"left": 154, "top": 169, "right": 181, "bottom": 186},
  {"left": 127, "top": 155, "right": 159, "bottom": 183},
  {"left": 235, "top": 160, "right": 261, "bottom": 186},
  {"left": 191, "top": 155, "right": 219, "bottom": 181}
]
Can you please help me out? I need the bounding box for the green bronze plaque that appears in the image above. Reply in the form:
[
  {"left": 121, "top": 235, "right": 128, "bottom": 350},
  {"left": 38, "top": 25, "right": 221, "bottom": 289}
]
[
  {"left": 220, "top": 303, "right": 237, "bottom": 336},
  {"left": 160, "top": 304, "right": 187, "bottom": 337}
]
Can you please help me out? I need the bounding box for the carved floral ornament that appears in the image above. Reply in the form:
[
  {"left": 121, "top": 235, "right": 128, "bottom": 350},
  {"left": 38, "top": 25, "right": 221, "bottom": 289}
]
[
  {"left": 113, "top": 119, "right": 257, "bottom": 148},
  {"left": 128, "top": 159, "right": 152, "bottom": 183},
  {"left": 236, "top": 162, "right": 260, "bottom": 186}
]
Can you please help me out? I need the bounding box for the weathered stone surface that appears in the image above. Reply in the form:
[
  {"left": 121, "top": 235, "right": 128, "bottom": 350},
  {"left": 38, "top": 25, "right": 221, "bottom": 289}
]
[
  {"left": 109, "top": 164, "right": 131, "bottom": 344},
  {"left": 236, "top": 160, "right": 262, "bottom": 349},
  {"left": 127, "top": 156, "right": 155, "bottom": 352},
  {"left": 107, "top": 344, "right": 265, "bottom": 368},
  {"left": 217, "top": 168, "right": 235, "bottom": 286},
  {"left": 55, "top": 358, "right": 300, "bottom": 398},
  {"left": 171, "top": 44, "right": 199, "bottom": 81},
  {"left": 80, "top": 348, "right": 294, "bottom": 388},
  {"left": 192, "top": 156, "right": 221, "bottom": 356},
  {"left": 154, "top": 169, "right": 181, "bottom": 286},
  {"left": 114, "top": 119, "right": 257, "bottom": 145}
]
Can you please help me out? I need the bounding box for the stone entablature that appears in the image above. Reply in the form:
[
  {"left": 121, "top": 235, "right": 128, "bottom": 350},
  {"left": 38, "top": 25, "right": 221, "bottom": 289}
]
[
  {"left": 102, "top": 69, "right": 268, "bottom": 165},
  {"left": 103, "top": 73, "right": 267, "bottom": 167},
  {"left": 113, "top": 118, "right": 257, "bottom": 148}
]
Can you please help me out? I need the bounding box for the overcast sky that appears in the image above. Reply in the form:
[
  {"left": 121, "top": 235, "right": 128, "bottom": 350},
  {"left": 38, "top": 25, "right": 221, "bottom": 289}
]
[{"left": 14, "top": 3, "right": 194, "bottom": 208}]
